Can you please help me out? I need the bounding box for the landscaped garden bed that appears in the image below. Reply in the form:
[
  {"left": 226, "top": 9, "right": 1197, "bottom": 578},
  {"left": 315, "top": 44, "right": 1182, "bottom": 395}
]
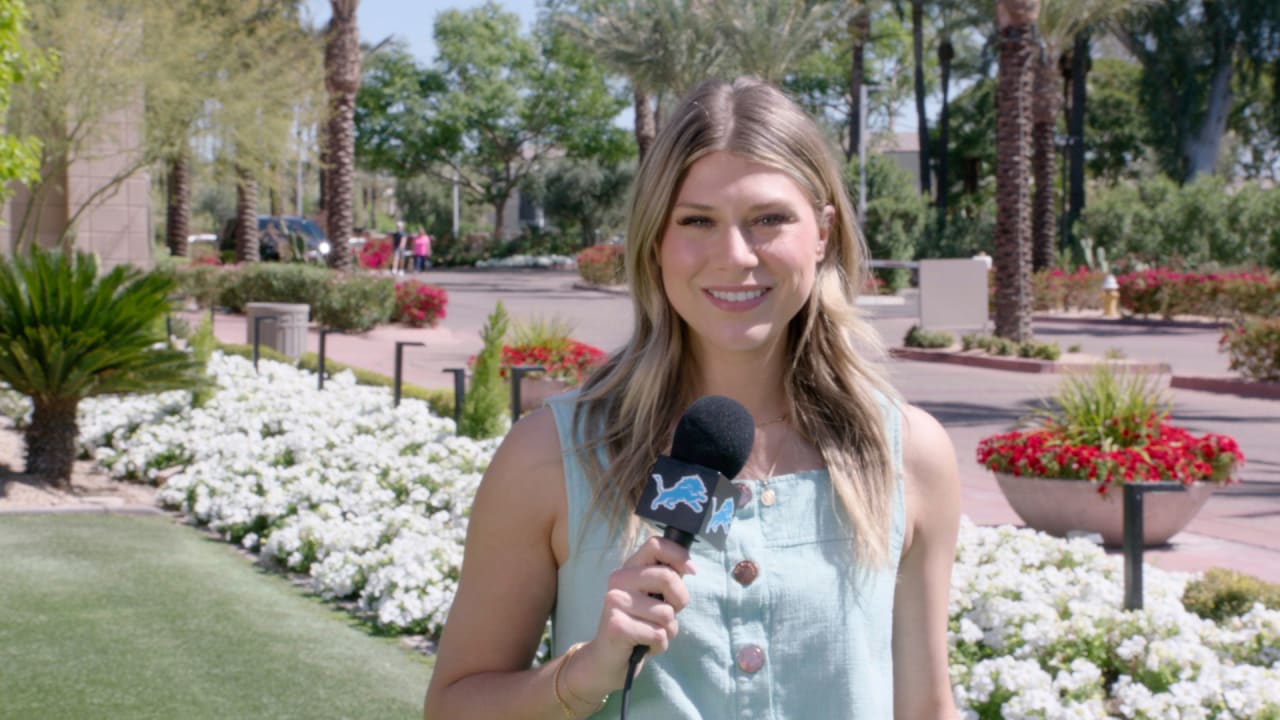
[{"left": 3, "top": 352, "right": 1278, "bottom": 717}]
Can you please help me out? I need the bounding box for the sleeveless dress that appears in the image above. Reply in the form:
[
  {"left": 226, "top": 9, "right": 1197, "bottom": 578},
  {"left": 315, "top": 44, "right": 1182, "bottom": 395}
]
[{"left": 548, "top": 393, "right": 906, "bottom": 719}]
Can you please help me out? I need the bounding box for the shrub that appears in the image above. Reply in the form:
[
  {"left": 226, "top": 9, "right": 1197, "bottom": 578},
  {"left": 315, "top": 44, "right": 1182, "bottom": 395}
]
[
  {"left": 172, "top": 264, "right": 232, "bottom": 308},
  {"left": 576, "top": 243, "right": 625, "bottom": 286},
  {"left": 392, "top": 280, "right": 448, "bottom": 328},
  {"left": 962, "top": 333, "right": 1018, "bottom": 356},
  {"left": 1118, "top": 268, "right": 1279, "bottom": 319},
  {"left": 357, "top": 236, "right": 394, "bottom": 270},
  {"left": 500, "top": 340, "right": 605, "bottom": 386},
  {"left": 1219, "top": 317, "right": 1280, "bottom": 382},
  {"left": 1182, "top": 568, "right": 1280, "bottom": 622},
  {"left": 459, "top": 301, "right": 509, "bottom": 439},
  {"left": 903, "top": 325, "right": 955, "bottom": 349},
  {"left": 1017, "top": 339, "right": 1061, "bottom": 361},
  {"left": 216, "top": 263, "right": 331, "bottom": 312},
  {"left": 1031, "top": 267, "right": 1103, "bottom": 311},
  {"left": 314, "top": 274, "right": 395, "bottom": 333}
]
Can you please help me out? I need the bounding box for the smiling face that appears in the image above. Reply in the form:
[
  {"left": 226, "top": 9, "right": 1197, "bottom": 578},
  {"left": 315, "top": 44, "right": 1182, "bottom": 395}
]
[{"left": 659, "top": 151, "right": 832, "bottom": 366}]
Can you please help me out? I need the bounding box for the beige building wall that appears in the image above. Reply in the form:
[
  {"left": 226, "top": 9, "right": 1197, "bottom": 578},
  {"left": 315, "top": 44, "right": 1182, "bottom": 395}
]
[{"left": 3, "top": 96, "right": 152, "bottom": 271}]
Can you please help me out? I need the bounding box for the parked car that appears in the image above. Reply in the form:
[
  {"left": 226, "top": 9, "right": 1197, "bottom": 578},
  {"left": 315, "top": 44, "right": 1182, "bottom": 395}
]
[{"left": 219, "top": 216, "right": 331, "bottom": 262}]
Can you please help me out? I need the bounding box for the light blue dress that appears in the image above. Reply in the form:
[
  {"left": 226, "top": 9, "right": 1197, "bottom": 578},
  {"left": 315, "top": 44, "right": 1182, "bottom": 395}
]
[{"left": 548, "top": 393, "right": 906, "bottom": 719}]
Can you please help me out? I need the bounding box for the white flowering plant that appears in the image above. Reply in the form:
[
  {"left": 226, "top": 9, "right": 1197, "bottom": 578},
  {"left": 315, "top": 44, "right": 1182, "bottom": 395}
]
[{"left": 8, "top": 352, "right": 1276, "bottom": 717}]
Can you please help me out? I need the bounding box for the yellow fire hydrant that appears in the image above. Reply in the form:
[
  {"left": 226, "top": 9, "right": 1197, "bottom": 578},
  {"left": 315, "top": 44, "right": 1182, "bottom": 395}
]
[{"left": 1101, "top": 273, "right": 1120, "bottom": 318}]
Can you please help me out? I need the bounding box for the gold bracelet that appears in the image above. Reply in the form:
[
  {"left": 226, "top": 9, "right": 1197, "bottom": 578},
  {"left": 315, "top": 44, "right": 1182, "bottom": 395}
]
[{"left": 553, "top": 642, "right": 607, "bottom": 718}]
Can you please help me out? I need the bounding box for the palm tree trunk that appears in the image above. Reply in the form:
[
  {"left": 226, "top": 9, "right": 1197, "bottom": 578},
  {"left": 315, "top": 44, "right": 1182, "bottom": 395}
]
[
  {"left": 634, "top": 87, "right": 656, "bottom": 162},
  {"left": 937, "top": 35, "right": 954, "bottom": 214},
  {"left": 236, "top": 167, "right": 259, "bottom": 263},
  {"left": 994, "top": 21, "right": 1036, "bottom": 342},
  {"left": 847, "top": 7, "right": 870, "bottom": 163},
  {"left": 1031, "top": 56, "right": 1061, "bottom": 272},
  {"left": 324, "top": 0, "right": 361, "bottom": 271},
  {"left": 166, "top": 151, "right": 190, "bottom": 258},
  {"left": 1066, "top": 31, "right": 1088, "bottom": 252},
  {"left": 910, "top": 0, "right": 931, "bottom": 198},
  {"left": 24, "top": 397, "right": 80, "bottom": 488}
]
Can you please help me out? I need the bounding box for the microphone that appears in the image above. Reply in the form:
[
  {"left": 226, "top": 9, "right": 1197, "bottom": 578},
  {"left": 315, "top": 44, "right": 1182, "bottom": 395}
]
[
  {"left": 621, "top": 396, "right": 755, "bottom": 718},
  {"left": 634, "top": 395, "right": 755, "bottom": 550}
]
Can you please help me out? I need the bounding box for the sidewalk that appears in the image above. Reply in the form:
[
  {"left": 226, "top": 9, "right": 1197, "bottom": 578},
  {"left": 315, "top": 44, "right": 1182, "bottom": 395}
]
[{"left": 194, "top": 269, "right": 1280, "bottom": 584}]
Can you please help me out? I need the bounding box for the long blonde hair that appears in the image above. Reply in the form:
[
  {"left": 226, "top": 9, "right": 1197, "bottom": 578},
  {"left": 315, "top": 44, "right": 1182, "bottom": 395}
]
[{"left": 574, "top": 77, "right": 900, "bottom": 567}]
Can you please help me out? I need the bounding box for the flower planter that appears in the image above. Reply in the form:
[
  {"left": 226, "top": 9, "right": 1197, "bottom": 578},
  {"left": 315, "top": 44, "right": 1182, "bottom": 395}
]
[
  {"left": 994, "top": 473, "right": 1215, "bottom": 547},
  {"left": 518, "top": 376, "right": 571, "bottom": 413}
]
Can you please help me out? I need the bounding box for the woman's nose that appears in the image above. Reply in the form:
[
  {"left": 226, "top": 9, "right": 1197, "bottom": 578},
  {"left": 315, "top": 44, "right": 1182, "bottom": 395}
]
[{"left": 716, "top": 223, "right": 758, "bottom": 268}]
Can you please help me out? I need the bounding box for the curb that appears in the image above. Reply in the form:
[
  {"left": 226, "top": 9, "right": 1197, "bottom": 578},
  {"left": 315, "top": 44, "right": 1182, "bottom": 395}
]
[
  {"left": 1171, "top": 375, "right": 1280, "bottom": 400},
  {"left": 1033, "top": 313, "right": 1228, "bottom": 330},
  {"left": 889, "top": 347, "right": 1171, "bottom": 375},
  {"left": 890, "top": 347, "right": 1279, "bottom": 400}
]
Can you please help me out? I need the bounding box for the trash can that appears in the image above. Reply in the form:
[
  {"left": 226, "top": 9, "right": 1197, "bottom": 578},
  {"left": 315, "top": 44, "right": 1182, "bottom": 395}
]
[{"left": 245, "top": 302, "right": 310, "bottom": 359}]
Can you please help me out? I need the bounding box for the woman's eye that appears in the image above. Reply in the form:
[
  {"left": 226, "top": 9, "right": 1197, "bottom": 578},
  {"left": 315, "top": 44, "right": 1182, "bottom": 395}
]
[
  {"left": 675, "top": 216, "right": 713, "bottom": 228},
  {"left": 755, "top": 213, "right": 794, "bottom": 227}
]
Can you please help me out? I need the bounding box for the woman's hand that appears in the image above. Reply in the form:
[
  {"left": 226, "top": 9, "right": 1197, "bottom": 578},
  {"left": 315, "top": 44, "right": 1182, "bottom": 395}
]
[{"left": 565, "top": 536, "right": 697, "bottom": 699}]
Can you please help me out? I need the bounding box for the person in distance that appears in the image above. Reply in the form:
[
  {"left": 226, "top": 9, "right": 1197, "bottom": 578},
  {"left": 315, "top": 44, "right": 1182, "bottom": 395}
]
[{"left": 424, "top": 77, "right": 960, "bottom": 719}]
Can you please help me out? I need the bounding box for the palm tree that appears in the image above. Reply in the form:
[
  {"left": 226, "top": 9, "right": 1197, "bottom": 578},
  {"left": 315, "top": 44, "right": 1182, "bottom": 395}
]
[
  {"left": 1031, "top": 0, "right": 1155, "bottom": 271},
  {"left": 557, "top": 0, "right": 724, "bottom": 161},
  {"left": 0, "top": 249, "right": 206, "bottom": 486},
  {"left": 166, "top": 150, "right": 190, "bottom": 257},
  {"left": 324, "top": 0, "right": 360, "bottom": 270},
  {"left": 994, "top": 0, "right": 1039, "bottom": 342},
  {"left": 846, "top": 4, "right": 872, "bottom": 163},
  {"left": 709, "top": 0, "right": 854, "bottom": 86}
]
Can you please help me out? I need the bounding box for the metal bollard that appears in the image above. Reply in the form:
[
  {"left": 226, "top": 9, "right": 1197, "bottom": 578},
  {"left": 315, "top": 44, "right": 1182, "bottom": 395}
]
[
  {"left": 317, "top": 329, "right": 343, "bottom": 390},
  {"left": 1123, "top": 482, "right": 1186, "bottom": 610},
  {"left": 252, "top": 316, "right": 277, "bottom": 373},
  {"left": 508, "top": 365, "right": 547, "bottom": 421},
  {"left": 442, "top": 368, "right": 467, "bottom": 427},
  {"left": 393, "top": 341, "right": 425, "bottom": 407}
]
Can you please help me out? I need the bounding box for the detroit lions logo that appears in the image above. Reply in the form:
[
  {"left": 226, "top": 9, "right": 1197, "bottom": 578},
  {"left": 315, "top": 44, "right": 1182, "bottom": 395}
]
[
  {"left": 705, "top": 496, "right": 733, "bottom": 536},
  {"left": 650, "top": 474, "right": 708, "bottom": 513}
]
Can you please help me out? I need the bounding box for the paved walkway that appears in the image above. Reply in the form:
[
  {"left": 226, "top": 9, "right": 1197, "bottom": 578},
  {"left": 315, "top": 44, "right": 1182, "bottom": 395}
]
[{"left": 192, "top": 268, "right": 1280, "bottom": 584}]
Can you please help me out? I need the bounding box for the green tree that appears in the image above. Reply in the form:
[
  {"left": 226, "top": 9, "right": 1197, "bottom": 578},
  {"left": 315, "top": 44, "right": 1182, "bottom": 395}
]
[
  {"left": 0, "top": 248, "right": 206, "bottom": 485},
  {"left": 1116, "top": 0, "right": 1280, "bottom": 182},
  {"left": 427, "top": 3, "right": 627, "bottom": 240},
  {"left": 459, "top": 300, "right": 509, "bottom": 439},
  {"left": 0, "top": 0, "right": 42, "bottom": 206},
  {"left": 524, "top": 158, "right": 633, "bottom": 247}
]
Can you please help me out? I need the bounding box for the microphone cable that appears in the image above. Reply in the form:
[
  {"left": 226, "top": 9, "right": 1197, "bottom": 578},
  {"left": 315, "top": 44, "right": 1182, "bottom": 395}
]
[{"left": 620, "top": 645, "right": 645, "bottom": 719}]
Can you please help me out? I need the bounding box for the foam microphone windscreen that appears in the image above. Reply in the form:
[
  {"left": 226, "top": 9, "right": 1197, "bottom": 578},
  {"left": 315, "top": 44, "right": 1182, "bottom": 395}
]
[{"left": 670, "top": 395, "right": 755, "bottom": 480}]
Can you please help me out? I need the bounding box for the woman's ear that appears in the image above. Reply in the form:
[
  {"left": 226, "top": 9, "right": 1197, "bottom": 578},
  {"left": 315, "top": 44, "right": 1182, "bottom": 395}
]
[{"left": 816, "top": 205, "right": 835, "bottom": 261}]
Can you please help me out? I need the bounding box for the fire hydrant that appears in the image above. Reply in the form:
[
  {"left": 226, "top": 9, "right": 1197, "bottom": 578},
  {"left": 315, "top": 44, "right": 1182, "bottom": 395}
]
[{"left": 1101, "top": 273, "right": 1120, "bottom": 318}]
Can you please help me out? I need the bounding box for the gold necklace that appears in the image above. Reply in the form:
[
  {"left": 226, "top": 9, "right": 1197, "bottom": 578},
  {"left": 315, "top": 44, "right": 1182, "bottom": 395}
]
[{"left": 754, "top": 415, "right": 788, "bottom": 507}]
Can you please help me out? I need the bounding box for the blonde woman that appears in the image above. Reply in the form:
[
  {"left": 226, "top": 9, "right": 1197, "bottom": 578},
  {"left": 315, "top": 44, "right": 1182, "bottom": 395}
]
[{"left": 424, "top": 78, "right": 960, "bottom": 719}]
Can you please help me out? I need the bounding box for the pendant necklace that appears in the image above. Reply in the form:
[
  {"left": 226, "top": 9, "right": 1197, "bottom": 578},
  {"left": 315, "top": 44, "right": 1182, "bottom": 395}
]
[{"left": 755, "top": 413, "right": 788, "bottom": 507}]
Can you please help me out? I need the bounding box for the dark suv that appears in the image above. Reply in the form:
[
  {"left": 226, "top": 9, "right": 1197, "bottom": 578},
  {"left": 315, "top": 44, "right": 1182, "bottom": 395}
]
[{"left": 220, "top": 216, "right": 330, "bottom": 262}]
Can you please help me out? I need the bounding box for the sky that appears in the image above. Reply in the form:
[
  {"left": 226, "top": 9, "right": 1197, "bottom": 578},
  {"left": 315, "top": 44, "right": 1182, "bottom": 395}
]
[{"left": 303, "top": 1, "right": 541, "bottom": 65}]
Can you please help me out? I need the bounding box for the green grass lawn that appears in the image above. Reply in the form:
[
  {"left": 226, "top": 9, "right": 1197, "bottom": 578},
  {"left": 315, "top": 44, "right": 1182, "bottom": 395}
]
[{"left": 0, "top": 513, "right": 433, "bottom": 719}]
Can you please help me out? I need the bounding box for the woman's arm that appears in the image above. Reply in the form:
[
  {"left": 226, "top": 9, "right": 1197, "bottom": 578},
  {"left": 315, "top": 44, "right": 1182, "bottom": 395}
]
[
  {"left": 423, "top": 409, "right": 695, "bottom": 719},
  {"left": 893, "top": 404, "right": 961, "bottom": 720}
]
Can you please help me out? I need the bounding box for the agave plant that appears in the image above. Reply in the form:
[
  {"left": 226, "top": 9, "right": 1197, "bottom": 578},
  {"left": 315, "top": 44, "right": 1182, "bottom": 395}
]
[{"left": 0, "top": 248, "right": 206, "bottom": 486}]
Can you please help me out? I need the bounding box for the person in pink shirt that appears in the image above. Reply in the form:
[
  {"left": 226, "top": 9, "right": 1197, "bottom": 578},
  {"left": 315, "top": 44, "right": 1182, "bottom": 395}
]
[{"left": 412, "top": 229, "right": 432, "bottom": 272}]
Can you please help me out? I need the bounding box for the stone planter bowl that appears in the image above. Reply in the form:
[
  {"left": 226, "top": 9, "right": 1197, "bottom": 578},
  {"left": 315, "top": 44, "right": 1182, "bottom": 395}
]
[{"left": 994, "top": 473, "right": 1215, "bottom": 547}]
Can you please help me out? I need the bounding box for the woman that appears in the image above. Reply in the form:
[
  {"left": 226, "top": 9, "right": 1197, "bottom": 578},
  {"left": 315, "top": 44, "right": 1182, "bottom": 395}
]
[{"left": 424, "top": 78, "right": 960, "bottom": 719}]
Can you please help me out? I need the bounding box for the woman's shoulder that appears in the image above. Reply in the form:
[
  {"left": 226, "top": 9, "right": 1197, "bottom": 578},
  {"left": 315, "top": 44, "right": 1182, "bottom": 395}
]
[{"left": 898, "top": 403, "right": 959, "bottom": 497}]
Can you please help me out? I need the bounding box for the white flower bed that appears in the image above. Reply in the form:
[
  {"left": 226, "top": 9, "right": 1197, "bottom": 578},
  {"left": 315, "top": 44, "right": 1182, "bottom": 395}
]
[
  {"left": 9, "top": 354, "right": 1278, "bottom": 717},
  {"left": 474, "top": 253, "right": 576, "bottom": 269}
]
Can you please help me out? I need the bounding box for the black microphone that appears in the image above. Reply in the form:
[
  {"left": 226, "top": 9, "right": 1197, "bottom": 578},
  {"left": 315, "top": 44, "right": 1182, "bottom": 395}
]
[{"left": 620, "top": 396, "right": 755, "bottom": 718}]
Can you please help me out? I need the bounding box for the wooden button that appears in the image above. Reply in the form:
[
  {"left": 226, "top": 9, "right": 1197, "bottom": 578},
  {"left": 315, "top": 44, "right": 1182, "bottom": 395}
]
[
  {"left": 736, "top": 645, "right": 765, "bottom": 674},
  {"left": 732, "top": 560, "right": 759, "bottom": 586},
  {"left": 760, "top": 488, "right": 777, "bottom": 507}
]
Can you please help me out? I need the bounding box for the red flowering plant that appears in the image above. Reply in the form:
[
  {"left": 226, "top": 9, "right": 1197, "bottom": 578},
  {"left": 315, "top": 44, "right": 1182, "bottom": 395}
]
[
  {"left": 358, "top": 236, "right": 394, "bottom": 270},
  {"left": 471, "top": 315, "right": 606, "bottom": 386},
  {"left": 392, "top": 280, "right": 448, "bottom": 328},
  {"left": 977, "top": 365, "right": 1243, "bottom": 496}
]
